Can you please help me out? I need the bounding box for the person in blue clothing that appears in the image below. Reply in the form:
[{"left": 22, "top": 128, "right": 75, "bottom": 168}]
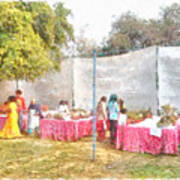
[{"left": 107, "top": 94, "right": 119, "bottom": 144}]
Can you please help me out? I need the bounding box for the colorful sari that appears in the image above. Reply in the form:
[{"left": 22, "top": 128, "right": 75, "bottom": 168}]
[{"left": 0, "top": 102, "right": 22, "bottom": 139}]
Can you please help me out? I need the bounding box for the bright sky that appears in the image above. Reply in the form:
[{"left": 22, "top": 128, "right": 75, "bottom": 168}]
[{"left": 48, "top": 0, "right": 179, "bottom": 44}]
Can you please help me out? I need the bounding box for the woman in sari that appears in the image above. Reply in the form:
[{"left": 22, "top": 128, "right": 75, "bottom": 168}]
[{"left": 0, "top": 96, "right": 22, "bottom": 139}]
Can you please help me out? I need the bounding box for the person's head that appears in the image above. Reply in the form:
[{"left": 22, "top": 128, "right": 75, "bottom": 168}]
[
  {"left": 100, "top": 96, "right": 107, "bottom": 103},
  {"left": 118, "top": 98, "right": 124, "bottom": 104},
  {"left": 109, "top": 94, "right": 118, "bottom": 103},
  {"left": 8, "top": 96, "right": 16, "bottom": 103},
  {"left": 31, "top": 99, "right": 36, "bottom": 105},
  {"left": 59, "top": 100, "right": 64, "bottom": 105},
  {"left": 4, "top": 101, "right": 9, "bottom": 105},
  {"left": 16, "top": 89, "right": 23, "bottom": 97},
  {"left": 121, "top": 108, "right": 127, "bottom": 114},
  {"left": 64, "top": 101, "right": 69, "bottom": 105}
]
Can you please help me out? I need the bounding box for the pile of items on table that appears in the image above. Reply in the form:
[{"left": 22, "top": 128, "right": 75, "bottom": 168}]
[{"left": 116, "top": 104, "right": 180, "bottom": 155}]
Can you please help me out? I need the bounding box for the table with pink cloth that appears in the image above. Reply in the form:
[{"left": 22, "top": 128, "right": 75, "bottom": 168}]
[
  {"left": 0, "top": 115, "right": 28, "bottom": 131},
  {"left": 116, "top": 124, "right": 179, "bottom": 155},
  {"left": 0, "top": 116, "right": 7, "bottom": 130},
  {"left": 40, "top": 117, "right": 93, "bottom": 141}
]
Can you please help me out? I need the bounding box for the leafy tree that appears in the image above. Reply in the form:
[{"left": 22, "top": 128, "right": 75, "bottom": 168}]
[
  {"left": 159, "top": 3, "right": 180, "bottom": 45},
  {"left": 102, "top": 3, "right": 180, "bottom": 55},
  {"left": 0, "top": 1, "right": 73, "bottom": 87},
  {"left": 110, "top": 11, "right": 146, "bottom": 49}
]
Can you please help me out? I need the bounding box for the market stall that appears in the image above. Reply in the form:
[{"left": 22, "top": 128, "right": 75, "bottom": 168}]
[
  {"left": 40, "top": 109, "right": 93, "bottom": 141},
  {"left": 40, "top": 117, "right": 93, "bottom": 141},
  {"left": 116, "top": 117, "right": 179, "bottom": 155}
]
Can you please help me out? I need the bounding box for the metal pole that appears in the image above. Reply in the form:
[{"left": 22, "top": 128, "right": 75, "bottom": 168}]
[
  {"left": 72, "top": 58, "right": 75, "bottom": 108},
  {"left": 155, "top": 46, "right": 160, "bottom": 115},
  {"left": 92, "top": 50, "right": 96, "bottom": 161}
]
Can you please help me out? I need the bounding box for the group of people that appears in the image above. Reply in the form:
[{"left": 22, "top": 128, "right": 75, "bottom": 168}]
[
  {"left": 0, "top": 89, "right": 43, "bottom": 139},
  {"left": 0, "top": 89, "right": 126, "bottom": 143},
  {"left": 96, "top": 94, "right": 127, "bottom": 144}
]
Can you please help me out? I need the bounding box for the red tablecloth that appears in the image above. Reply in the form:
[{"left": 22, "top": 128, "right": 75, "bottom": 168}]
[
  {"left": 40, "top": 118, "right": 93, "bottom": 141},
  {"left": 116, "top": 125, "right": 179, "bottom": 155}
]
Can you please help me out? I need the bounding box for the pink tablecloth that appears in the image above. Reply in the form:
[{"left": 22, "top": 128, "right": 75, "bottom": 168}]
[
  {"left": 0, "top": 115, "right": 28, "bottom": 132},
  {"left": 116, "top": 125, "right": 179, "bottom": 155},
  {"left": 0, "top": 117, "right": 7, "bottom": 130},
  {"left": 40, "top": 118, "right": 93, "bottom": 141}
]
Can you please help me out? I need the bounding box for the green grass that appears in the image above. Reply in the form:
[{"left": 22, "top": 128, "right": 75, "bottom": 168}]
[{"left": 0, "top": 136, "right": 180, "bottom": 178}]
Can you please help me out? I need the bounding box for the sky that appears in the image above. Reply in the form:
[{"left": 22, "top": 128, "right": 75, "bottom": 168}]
[{"left": 48, "top": 0, "right": 180, "bottom": 44}]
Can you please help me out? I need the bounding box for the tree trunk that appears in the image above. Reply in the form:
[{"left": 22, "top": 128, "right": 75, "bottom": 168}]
[{"left": 16, "top": 79, "right": 19, "bottom": 90}]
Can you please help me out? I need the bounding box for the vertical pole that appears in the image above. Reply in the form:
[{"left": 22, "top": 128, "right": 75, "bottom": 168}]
[
  {"left": 16, "top": 79, "right": 19, "bottom": 90},
  {"left": 72, "top": 59, "right": 75, "bottom": 108},
  {"left": 155, "top": 46, "right": 160, "bottom": 115},
  {"left": 92, "top": 50, "right": 96, "bottom": 161}
]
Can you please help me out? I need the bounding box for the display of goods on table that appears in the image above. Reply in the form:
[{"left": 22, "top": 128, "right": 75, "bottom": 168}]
[
  {"left": 157, "top": 105, "right": 178, "bottom": 128},
  {"left": 70, "top": 109, "right": 91, "bottom": 120},
  {"left": 44, "top": 109, "right": 92, "bottom": 121},
  {"left": 42, "top": 105, "right": 49, "bottom": 112},
  {"left": 127, "top": 110, "right": 152, "bottom": 124}
]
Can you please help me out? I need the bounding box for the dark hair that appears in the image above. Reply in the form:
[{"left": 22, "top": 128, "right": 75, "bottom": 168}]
[
  {"left": 16, "top": 89, "right": 22, "bottom": 95},
  {"left": 64, "top": 101, "right": 69, "bottom": 105},
  {"left": 119, "top": 98, "right": 124, "bottom": 109},
  {"left": 100, "top": 96, "right": 107, "bottom": 102},
  {"left": 59, "top": 100, "right": 64, "bottom": 105},
  {"left": 121, "top": 108, "right": 127, "bottom": 114},
  {"left": 4, "top": 101, "right": 8, "bottom": 105},
  {"left": 109, "top": 94, "right": 118, "bottom": 103},
  {"left": 8, "top": 96, "right": 16, "bottom": 102}
]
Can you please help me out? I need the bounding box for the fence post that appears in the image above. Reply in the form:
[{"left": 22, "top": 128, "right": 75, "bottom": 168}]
[
  {"left": 155, "top": 46, "right": 160, "bottom": 115},
  {"left": 92, "top": 50, "right": 96, "bottom": 161}
]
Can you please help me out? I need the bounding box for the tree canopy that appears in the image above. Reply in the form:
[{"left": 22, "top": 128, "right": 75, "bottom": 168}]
[
  {"left": 0, "top": 1, "right": 73, "bottom": 82},
  {"left": 103, "top": 3, "right": 180, "bottom": 55},
  {"left": 74, "top": 3, "right": 180, "bottom": 57}
]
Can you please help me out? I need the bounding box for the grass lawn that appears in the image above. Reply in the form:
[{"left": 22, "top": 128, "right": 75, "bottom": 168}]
[{"left": 0, "top": 135, "right": 180, "bottom": 179}]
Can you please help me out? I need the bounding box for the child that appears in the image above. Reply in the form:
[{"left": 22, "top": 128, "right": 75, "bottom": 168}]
[
  {"left": 118, "top": 109, "right": 127, "bottom": 125},
  {"left": 16, "top": 89, "right": 26, "bottom": 132}
]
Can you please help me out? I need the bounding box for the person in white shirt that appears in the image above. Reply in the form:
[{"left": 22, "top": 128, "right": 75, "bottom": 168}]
[
  {"left": 118, "top": 109, "right": 127, "bottom": 125},
  {"left": 58, "top": 100, "right": 70, "bottom": 118}
]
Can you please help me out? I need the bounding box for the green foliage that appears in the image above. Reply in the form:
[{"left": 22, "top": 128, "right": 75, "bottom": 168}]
[
  {"left": 0, "top": 1, "right": 73, "bottom": 81},
  {"left": 101, "top": 3, "right": 180, "bottom": 55}
]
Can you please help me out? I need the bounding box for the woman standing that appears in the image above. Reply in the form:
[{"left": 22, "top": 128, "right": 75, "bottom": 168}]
[
  {"left": 96, "top": 96, "right": 107, "bottom": 141},
  {"left": 0, "top": 96, "right": 22, "bottom": 139},
  {"left": 107, "top": 94, "right": 119, "bottom": 144},
  {"left": 28, "top": 99, "right": 43, "bottom": 134},
  {"left": 118, "top": 98, "right": 126, "bottom": 112}
]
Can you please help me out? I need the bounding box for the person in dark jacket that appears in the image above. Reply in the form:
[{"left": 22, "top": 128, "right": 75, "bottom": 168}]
[{"left": 28, "top": 99, "right": 43, "bottom": 134}]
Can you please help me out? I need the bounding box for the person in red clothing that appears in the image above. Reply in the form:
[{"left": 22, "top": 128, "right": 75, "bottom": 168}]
[
  {"left": 16, "top": 89, "right": 26, "bottom": 132},
  {"left": 96, "top": 96, "right": 108, "bottom": 141}
]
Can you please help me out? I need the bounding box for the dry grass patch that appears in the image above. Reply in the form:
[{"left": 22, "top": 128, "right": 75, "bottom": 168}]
[{"left": 0, "top": 136, "right": 179, "bottom": 178}]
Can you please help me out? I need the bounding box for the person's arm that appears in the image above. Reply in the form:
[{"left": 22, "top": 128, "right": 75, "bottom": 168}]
[
  {"left": 102, "top": 103, "right": 107, "bottom": 120},
  {"left": 115, "top": 103, "right": 119, "bottom": 113},
  {"left": 37, "top": 104, "right": 43, "bottom": 118}
]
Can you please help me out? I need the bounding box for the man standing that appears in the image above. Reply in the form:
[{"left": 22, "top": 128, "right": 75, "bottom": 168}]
[{"left": 16, "top": 89, "right": 26, "bottom": 132}]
